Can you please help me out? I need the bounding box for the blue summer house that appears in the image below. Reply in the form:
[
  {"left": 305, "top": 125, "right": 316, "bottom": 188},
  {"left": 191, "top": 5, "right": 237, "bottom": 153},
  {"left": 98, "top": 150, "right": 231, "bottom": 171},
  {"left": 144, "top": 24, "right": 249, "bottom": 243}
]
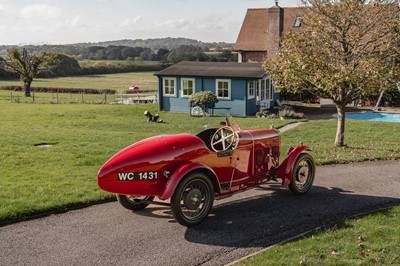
[{"left": 155, "top": 61, "right": 279, "bottom": 117}]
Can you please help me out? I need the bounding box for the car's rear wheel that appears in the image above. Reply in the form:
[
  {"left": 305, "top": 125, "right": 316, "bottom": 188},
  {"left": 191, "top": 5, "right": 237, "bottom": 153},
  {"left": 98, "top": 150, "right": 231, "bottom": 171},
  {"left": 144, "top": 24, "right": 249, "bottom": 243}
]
[
  {"left": 116, "top": 195, "right": 155, "bottom": 211},
  {"left": 170, "top": 172, "right": 214, "bottom": 227},
  {"left": 289, "top": 153, "right": 315, "bottom": 195}
]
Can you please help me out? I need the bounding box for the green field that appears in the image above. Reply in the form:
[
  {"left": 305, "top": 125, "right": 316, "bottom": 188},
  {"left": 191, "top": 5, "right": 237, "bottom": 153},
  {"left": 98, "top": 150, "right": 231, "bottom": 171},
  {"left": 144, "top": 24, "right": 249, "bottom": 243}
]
[
  {"left": 0, "top": 100, "right": 296, "bottom": 223},
  {"left": 78, "top": 60, "right": 159, "bottom": 67},
  {"left": 0, "top": 72, "right": 158, "bottom": 93},
  {"left": 236, "top": 206, "right": 400, "bottom": 265}
]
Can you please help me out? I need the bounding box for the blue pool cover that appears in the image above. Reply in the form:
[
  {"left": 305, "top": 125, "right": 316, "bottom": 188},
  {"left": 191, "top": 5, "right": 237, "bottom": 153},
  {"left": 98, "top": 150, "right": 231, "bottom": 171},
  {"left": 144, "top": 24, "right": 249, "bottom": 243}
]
[{"left": 346, "top": 111, "right": 400, "bottom": 122}]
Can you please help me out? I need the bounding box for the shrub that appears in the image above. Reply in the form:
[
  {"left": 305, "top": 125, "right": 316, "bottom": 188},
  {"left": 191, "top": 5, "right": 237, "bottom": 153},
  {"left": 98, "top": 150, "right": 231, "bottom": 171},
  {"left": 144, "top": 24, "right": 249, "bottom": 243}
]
[
  {"left": 189, "top": 91, "right": 218, "bottom": 106},
  {"left": 256, "top": 110, "right": 279, "bottom": 119},
  {"left": 279, "top": 109, "right": 305, "bottom": 119},
  {"left": 0, "top": 85, "right": 116, "bottom": 94}
]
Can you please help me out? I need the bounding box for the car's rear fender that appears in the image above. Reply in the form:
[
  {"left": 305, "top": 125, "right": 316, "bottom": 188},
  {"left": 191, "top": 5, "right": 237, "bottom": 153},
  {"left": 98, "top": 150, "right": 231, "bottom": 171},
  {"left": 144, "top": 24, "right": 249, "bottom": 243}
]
[
  {"left": 276, "top": 145, "right": 312, "bottom": 187},
  {"left": 159, "top": 162, "right": 220, "bottom": 200}
]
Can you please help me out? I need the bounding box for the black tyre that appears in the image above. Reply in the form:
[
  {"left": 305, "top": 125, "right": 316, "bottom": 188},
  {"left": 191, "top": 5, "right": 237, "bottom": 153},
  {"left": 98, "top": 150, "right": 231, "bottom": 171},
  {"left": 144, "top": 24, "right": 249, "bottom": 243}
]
[
  {"left": 289, "top": 153, "right": 315, "bottom": 195},
  {"left": 170, "top": 172, "right": 214, "bottom": 227},
  {"left": 116, "top": 195, "right": 155, "bottom": 211}
]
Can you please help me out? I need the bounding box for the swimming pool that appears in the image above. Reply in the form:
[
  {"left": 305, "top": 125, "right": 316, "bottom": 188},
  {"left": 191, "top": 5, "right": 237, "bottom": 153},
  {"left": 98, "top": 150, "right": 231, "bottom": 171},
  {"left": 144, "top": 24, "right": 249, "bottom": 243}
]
[{"left": 346, "top": 111, "right": 400, "bottom": 122}]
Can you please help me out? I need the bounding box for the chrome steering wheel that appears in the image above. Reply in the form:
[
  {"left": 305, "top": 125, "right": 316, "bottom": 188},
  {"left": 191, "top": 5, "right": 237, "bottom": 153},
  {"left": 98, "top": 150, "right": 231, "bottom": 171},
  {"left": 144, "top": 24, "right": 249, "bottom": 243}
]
[{"left": 211, "top": 126, "right": 238, "bottom": 152}]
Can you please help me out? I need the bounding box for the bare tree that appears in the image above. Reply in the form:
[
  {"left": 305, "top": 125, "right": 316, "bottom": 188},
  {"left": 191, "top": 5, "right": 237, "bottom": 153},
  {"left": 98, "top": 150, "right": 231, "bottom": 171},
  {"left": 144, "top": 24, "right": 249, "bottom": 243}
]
[
  {"left": 265, "top": 0, "right": 400, "bottom": 146},
  {"left": 2, "top": 48, "right": 47, "bottom": 97}
]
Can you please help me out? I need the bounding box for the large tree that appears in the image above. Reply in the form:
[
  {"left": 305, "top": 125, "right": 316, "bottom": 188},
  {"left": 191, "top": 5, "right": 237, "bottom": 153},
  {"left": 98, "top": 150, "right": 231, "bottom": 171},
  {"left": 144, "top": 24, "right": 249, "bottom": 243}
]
[
  {"left": 2, "top": 48, "right": 47, "bottom": 97},
  {"left": 43, "top": 53, "right": 81, "bottom": 77},
  {"left": 265, "top": 0, "right": 400, "bottom": 146}
]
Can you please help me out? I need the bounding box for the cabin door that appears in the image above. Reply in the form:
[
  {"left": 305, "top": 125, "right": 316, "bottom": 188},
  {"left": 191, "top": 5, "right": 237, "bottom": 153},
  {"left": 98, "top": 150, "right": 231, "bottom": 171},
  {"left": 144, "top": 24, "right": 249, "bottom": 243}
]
[{"left": 257, "top": 77, "right": 273, "bottom": 110}]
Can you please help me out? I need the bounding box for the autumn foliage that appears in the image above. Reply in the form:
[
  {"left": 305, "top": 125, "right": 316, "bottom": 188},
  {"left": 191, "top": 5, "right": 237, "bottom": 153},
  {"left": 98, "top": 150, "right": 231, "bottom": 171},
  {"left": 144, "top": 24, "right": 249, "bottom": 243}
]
[{"left": 265, "top": 0, "right": 400, "bottom": 146}]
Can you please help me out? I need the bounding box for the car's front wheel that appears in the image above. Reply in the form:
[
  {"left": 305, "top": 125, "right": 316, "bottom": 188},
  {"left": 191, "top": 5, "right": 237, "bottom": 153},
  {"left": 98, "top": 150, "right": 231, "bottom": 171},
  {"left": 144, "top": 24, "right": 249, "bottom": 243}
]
[
  {"left": 289, "top": 153, "right": 315, "bottom": 195},
  {"left": 116, "top": 195, "right": 155, "bottom": 211},
  {"left": 170, "top": 172, "right": 214, "bottom": 227}
]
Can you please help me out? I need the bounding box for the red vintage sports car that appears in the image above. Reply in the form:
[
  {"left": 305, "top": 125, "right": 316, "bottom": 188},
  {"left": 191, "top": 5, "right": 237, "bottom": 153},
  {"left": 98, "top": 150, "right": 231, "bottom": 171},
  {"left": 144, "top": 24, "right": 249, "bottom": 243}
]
[{"left": 97, "top": 117, "right": 315, "bottom": 226}]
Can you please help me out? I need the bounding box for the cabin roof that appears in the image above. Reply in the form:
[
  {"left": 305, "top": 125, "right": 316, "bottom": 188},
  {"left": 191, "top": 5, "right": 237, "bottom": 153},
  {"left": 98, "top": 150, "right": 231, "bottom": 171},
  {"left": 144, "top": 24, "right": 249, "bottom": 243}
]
[{"left": 155, "top": 61, "right": 267, "bottom": 79}]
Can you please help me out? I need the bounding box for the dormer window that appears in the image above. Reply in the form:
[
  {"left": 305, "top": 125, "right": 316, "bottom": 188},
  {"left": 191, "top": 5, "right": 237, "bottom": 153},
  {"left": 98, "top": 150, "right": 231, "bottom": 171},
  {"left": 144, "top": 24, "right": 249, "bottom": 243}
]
[{"left": 293, "top": 16, "right": 302, "bottom": 27}]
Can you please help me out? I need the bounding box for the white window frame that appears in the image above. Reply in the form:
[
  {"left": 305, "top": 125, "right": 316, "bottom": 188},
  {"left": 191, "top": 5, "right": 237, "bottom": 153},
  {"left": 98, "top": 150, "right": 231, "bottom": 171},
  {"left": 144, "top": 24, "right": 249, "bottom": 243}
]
[
  {"left": 256, "top": 76, "right": 273, "bottom": 104},
  {"left": 248, "top": 80, "right": 256, "bottom": 99},
  {"left": 216, "top": 79, "right": 231, "bottom": 100},
  {"left": 181, "top": 78, "right": 195, "bottom": 98},
  {"left": 163, "top": 77, "right": 176, "bottom": 97}
]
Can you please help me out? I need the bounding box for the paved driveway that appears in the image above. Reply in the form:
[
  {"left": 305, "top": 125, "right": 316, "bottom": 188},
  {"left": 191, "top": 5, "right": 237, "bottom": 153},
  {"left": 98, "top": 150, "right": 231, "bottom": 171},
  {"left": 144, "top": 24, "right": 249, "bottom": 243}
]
[{"left": 0, "top": 160, "right": 399, "bottom": 266}]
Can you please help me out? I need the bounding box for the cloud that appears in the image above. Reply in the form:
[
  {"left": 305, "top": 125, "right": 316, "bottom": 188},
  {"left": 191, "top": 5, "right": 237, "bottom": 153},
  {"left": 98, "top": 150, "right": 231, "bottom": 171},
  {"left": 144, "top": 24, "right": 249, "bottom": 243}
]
[
  {"left": 120, "top": 16, "right": 143, "bottom": 27},
  {"left": 156, "top": 19, "right": 188, "bottom": 29},
  {"left": 20, "top": 4, "right": 62, "bottom": 20}
]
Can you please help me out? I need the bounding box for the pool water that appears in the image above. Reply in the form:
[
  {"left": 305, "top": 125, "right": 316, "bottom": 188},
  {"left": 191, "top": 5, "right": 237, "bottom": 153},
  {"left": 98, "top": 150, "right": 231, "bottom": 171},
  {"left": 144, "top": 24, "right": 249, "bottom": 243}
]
[{"left": 346, "top": 111, "right": 400, "bottom": 122}]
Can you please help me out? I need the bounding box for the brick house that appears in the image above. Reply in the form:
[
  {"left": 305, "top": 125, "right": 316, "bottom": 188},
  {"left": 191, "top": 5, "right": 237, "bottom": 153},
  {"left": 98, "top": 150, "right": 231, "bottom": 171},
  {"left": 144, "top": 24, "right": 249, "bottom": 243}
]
[{"left": 234, "top": 2, "right": 306, "bottom": 62}]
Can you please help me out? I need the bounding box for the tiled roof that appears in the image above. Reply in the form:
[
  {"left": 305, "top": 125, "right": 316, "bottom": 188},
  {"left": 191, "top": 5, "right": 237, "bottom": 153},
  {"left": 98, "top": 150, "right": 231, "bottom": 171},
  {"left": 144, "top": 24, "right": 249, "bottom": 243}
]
[
  {"left": 155, "top": 61, "right": 266, "bottom": 79},
  {"left": 233, "top": 6, "right": 307, "bottom": 52},
  {"left": 282, "top": 7, "right": 307, "bottom": 32},
  {"left": 233, "top": 8, "right": 269, "bottom": 51}
]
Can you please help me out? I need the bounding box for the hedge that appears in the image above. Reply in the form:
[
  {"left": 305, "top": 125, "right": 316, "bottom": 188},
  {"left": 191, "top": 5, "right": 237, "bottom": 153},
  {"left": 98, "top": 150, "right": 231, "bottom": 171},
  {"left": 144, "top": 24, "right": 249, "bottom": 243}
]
[{"left": 0, "top": 85, "right": 116, "bottom": 94}]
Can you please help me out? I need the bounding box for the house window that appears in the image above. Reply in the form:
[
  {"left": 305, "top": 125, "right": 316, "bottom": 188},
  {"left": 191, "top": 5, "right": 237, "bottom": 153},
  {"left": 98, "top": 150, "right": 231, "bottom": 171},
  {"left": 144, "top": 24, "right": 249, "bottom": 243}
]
[
  {"left": 248, "top": 81, "right": 256, "bottom": 99},
  {"left": 269, "top": 80, "right": 274, "bottom": 100},
  {"left": 163, "top": 78, "right": 176, "bottom": 97},
  {"left": 293, "top": 16, "right": 302, "bottom": 27},
  {"left": 181, "top": 78, "right": 195, "bottom": 97},
  {"left": 216, "top": 79, "right": 231, "bottom": 100},
  {"left": 260, "top": 80, "right": 266, "bottom": 101}
]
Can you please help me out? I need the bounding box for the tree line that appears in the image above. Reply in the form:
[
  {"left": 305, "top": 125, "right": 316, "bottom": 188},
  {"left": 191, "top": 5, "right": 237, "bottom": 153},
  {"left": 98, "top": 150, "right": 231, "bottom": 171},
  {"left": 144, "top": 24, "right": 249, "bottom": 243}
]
[
  {"left": 0, "top": 44, "right": 237, "bottom": 79},
  {"left": 0, "top": 37, "right": 235, "bottom": 62}
]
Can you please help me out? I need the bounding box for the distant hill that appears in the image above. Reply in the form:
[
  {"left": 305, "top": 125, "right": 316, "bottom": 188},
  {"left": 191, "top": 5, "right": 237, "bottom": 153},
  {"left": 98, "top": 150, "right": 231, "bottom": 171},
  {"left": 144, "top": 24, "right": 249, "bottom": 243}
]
[
  {"left": 1, "top": 38, "right": 233, "bottom": 51},
  {"left": 72, "top": 37, "right": 233, "bottom": 50}
]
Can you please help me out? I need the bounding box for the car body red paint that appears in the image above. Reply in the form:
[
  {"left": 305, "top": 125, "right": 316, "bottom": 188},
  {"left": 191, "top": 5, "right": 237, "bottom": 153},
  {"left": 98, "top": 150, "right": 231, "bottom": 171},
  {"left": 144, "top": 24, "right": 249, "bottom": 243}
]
[{"left": 97, "top": 117, "right": 315, "bottom": 226}]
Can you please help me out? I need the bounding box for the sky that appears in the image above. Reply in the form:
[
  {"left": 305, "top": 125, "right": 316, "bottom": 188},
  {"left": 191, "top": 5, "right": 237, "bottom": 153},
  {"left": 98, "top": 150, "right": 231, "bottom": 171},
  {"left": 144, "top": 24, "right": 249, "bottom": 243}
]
[{"left": 0, "top": 0, "right": 300, "bottom": 45}]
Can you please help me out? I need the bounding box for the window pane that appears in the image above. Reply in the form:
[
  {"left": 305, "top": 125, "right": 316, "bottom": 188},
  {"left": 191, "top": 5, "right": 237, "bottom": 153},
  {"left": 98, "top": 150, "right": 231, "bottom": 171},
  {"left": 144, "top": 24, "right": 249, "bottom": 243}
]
[
  {"left": 164, "top": 78, "right": 176, "bottom": 95},
  {"left": 217, "top": 80, "right": 229, "bottom": 99}
]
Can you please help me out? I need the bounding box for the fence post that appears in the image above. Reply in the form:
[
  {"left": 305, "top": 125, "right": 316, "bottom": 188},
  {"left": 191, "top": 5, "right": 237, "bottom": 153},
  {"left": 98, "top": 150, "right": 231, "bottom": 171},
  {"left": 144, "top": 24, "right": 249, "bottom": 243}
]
[
  {"left": 81, "top": 92, "right": 84, "bottom": 104},
  {"left": 32, "top": 93, "right": 35, "bottom": 103}
]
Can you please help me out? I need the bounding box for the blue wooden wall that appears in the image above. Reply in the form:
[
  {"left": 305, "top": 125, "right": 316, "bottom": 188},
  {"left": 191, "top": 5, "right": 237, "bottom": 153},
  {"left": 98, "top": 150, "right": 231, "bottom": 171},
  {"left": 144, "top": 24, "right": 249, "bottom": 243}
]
[{"left": 158, "top": 76, "right": 278, "bottom": 117}]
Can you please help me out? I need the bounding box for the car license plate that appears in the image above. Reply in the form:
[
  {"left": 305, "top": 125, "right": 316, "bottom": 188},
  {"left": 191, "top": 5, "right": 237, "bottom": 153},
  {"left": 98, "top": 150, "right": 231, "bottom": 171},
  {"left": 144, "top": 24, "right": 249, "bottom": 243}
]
[{"left": 117, "top": 172, "right": 158, "bottom": 181}]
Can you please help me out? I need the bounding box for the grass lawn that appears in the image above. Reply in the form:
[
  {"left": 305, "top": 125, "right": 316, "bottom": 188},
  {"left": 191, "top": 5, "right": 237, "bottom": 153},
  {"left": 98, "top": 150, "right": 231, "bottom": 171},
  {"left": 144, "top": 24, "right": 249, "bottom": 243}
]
[
  {"left": 0, "top": 72, "right": 158, "bottom": 93},
  {"left": 236, "top": 206, "right": 400, "bottom": 265},
  {"left": 280, "top": 119, "right": 400, "bottom": 164},
  {"left": 0, "top": 101, "right": 293, "bottom": 223}
]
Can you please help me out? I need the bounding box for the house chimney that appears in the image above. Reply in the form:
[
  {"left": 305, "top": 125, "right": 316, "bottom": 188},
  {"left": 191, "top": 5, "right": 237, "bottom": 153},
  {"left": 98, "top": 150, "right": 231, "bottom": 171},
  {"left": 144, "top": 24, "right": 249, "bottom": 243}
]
[{"left": 267, "top": 3, "right": 283, "bottom": 61}]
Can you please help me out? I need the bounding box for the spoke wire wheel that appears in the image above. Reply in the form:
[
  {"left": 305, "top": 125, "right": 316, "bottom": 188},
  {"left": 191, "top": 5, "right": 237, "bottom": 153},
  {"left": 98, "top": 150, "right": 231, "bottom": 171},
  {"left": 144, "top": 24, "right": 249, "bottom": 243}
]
[
  {"left": 191, "top": 106, "right": 204, "bottom": 117},
  {"left": 171, "top": 173, "right": 214, "bottom": 227},
  {"left": 116, "top": 195, "right": 155, "bottom": 211},
  {"left": 289, "top": 153, "right": 315, "bottom": 195}
]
